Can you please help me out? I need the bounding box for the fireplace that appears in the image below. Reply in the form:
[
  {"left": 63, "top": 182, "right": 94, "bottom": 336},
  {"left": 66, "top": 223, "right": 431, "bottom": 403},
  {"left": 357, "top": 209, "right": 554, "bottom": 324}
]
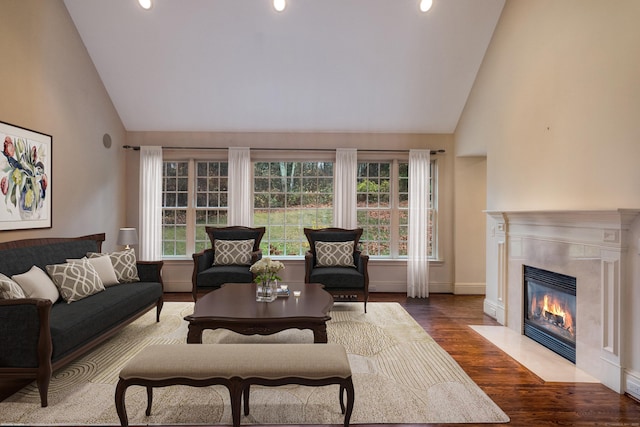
[{"left": 523, "top": 265, "right": 576, "bottom": 363}]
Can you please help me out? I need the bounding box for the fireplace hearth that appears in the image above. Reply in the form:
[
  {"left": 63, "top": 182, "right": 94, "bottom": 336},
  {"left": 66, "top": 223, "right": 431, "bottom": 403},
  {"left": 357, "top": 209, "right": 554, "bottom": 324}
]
[{"left": 523, "top": 265, "right": 576, "bottom": 363}]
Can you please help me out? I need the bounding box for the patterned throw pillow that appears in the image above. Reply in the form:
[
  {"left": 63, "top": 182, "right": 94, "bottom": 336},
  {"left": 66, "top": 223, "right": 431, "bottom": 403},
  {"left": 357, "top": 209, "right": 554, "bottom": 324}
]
[
  {"left": 12, "top": 265, "right": 60, "bottom": 304},
  {"left": 87, "top": 249, "right": 139, "bottom": 283},
  {"left": 213, "top": 239, "right": 255, "bottom": 266},
  {"left": 0, "top": 273, "right": 26, "bottom": 299},
  {"left": 315, "top": 241, "right": 356, "bottom": 267},
  {"left": 67, "top": 256, "right": 120, "bottom": 287},
  {"left": 46, "top": 260, "right": 105, "bottom": 303}
]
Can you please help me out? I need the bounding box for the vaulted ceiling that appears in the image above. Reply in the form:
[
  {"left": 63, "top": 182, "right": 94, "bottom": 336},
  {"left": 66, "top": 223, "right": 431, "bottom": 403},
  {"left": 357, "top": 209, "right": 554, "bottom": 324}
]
[{"left": 63, "top": 0, "right": 504, "bottom": 133}]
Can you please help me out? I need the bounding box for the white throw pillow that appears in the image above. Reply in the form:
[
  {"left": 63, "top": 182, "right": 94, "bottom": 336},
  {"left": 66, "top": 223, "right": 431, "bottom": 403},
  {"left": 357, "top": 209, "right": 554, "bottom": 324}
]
[
  {"left": 12, "top": 266, "right": 60, "bottom": 304},
  {"left": 0, "top": 273, "right": 26, "bottom": 299},
  {"left": 87, "top": 249, "right": 139, "bottom": 283},
  {"left": 46, "top": 259, "right": 105, "bottom": 303},
  {"left": 67, "top": 255, "right": 119, "bottom": 287},
  {"left": 214, "top": 239, "right": 255, "bottom": 266},
  {"left": 315, "top": 241, "right": 356, "bottom": 267}
]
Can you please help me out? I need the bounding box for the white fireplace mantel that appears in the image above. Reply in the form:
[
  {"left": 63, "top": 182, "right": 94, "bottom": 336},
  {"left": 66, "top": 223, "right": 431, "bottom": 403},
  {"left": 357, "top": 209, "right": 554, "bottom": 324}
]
[{"left": 484, "top": 209, "right": 640, "bottom": 395}]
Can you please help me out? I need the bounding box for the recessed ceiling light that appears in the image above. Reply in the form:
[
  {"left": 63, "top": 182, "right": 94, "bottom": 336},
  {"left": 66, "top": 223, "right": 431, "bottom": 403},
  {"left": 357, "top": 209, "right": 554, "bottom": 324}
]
[
  {"left": 420, "top": 0, "right": 433, "bottom": 13},
  {"left": 138, "top": 0, "right": 152, "bottom": 10},
  {"left": 273, "top": 0, "right": 286, "bottom": 12}
]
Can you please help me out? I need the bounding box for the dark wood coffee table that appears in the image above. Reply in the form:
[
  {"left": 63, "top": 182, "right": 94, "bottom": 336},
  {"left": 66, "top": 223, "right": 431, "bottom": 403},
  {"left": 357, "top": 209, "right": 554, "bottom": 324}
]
[{"left": 184, "top": 282, "right": 334, "bottom": 344}]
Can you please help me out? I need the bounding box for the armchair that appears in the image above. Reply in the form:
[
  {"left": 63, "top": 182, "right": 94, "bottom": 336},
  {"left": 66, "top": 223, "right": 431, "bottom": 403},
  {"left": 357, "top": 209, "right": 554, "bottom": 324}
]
[
  {"left": 304, "top": 227, "right": 369, "bottom": 312},
  {"left": 191, "top": 226, "right": 265, "bottom": 301}
]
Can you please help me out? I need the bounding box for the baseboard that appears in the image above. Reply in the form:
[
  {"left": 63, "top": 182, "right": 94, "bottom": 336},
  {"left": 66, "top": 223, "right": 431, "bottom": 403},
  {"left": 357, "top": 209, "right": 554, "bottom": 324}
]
[
  {"left": 483, "top": 298, "right": 505, "bottom": 324},
  {"left": 454, "top": 282, "right": 486, "bottom": 295},
  {"left": 625, "top": 369, "right": 640, "bottom": 400}
]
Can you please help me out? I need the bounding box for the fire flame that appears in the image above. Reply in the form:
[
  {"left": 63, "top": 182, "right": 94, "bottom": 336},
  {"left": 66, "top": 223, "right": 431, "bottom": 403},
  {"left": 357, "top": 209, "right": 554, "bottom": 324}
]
[{"left": 542, "top": 294, "right": 574, "bottom": 333}]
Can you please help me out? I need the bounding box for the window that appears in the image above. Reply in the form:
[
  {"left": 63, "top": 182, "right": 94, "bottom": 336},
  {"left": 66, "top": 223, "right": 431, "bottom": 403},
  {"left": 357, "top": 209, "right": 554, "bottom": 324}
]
[
  {"left": 162, "top": 160, "right": 228, "bottom": 257},
  {"left": 194, "top": 161, "right": 228, "bottom": 254},
  {"left": 358, "top": 159, "right": 437, "bottom": 259},
  {"left": 357, "top": 162, "right": 392, "bottom": 256},
  {"left": 162, "top": 161, "right": 188, "bottom": 256},
  {"left": 253, "top": 161, "right": 333, "bottom": 256},
  {"left": 160, "top": 154, "right": 437, "bottom": 260}
]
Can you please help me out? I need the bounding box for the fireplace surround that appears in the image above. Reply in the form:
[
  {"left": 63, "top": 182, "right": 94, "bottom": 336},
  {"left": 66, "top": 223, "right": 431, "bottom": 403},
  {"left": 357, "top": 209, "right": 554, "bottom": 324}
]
[{"left": 485, "top": 210, "right": 640, "bottom": 396}]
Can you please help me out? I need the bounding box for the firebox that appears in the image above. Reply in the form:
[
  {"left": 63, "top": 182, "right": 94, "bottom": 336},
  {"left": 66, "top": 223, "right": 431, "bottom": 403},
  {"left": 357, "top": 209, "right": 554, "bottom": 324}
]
[{"left": 523, "top": 265, "right": 576, "bottom": 363}]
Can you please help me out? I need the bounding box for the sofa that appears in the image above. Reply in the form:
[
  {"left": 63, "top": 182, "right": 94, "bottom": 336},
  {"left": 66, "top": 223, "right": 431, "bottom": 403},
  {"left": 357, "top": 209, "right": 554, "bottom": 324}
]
[{"left": 0, "top": 233, "right": 164, "bottom": 407}]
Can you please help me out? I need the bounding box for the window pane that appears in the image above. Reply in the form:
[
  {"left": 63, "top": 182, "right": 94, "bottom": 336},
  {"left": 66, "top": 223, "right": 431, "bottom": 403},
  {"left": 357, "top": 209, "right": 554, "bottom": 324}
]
[
  {"left": 192, "top": 161, "right": 228, "bottom": 252},
  {"left": 254, "top": 161, "right": 333, "bottom": 256},
  {"left": 357, "top": 162, "right": 392, "bottom": 257}
]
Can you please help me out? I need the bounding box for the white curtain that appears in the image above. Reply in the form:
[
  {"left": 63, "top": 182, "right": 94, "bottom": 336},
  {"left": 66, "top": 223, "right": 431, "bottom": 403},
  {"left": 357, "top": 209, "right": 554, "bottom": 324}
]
[
  {"left": 333, "top": 148, "right": 357, "bottom": 229},
  {"left": 407, "top": 149, "right": 430, "bottom": 298},
  {"left": 227, "top": 147, "right": 252, "bottom": 226},
  {"left": 139, "top": 146, "right": 163, "bottom": 261}
]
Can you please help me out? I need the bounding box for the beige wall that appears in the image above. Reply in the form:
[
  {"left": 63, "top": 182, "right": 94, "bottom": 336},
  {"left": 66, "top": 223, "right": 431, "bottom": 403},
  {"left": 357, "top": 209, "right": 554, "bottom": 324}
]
[
  {"left": 453, "top": 156, "right": 486, "bottom": 294},
  {"left": 125, "top": 131, "right": 456, "bottom": 293},
  {"left": 455, "top": 0, "right": 640, "bottom": 383},
  {"left": 0, "top": 0, "right": 127, "bottom": 249},
  {"left": 457, "top": 0, "right": 640, "bottom": 211}
]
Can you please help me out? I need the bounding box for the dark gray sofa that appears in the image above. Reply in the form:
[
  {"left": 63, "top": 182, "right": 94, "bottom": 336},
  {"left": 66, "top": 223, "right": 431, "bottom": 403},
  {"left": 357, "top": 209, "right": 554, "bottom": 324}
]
[{"left": 0, "top": 233, "right": 163, "bottom": 407}]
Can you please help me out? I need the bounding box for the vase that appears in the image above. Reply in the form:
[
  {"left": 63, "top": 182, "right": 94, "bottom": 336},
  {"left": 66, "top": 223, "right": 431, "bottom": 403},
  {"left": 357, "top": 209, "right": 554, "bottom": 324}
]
[{"left": 256, "top": 280, "right": 278, "bottom": 302}]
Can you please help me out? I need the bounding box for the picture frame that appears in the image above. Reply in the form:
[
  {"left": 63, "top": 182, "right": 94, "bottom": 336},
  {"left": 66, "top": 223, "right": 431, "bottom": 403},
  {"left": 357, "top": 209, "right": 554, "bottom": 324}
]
[{"left": 0, "top": 121, "right": 52, "bottom": 231}]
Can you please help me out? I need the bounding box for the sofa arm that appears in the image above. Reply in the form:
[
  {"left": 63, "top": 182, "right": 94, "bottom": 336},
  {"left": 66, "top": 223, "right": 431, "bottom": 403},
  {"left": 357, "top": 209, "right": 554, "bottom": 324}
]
[
  {"left": 356, "top": 251, "right": 370, "bottom": 286},
  {"left": 0, "top": 298, "right": 52, "bottom": 369},
  {"left": 136, "top": 261, "right": 164, "bottom": 287},
  {"left": 304, "top": 251, "right": 314, "bottom": 283},
  {"left": 192, "top": 249, "right": 214, "bottom": 301},
  {"left": 250, "top": 249, "right": 263, "bottom": 264},
  {"left": 192, "top": 249, "right": 214, "bottom": 277}
]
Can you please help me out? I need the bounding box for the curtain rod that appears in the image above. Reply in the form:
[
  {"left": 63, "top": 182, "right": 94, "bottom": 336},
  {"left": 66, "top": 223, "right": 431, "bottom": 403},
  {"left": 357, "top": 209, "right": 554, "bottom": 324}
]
[{"left": 122, "top": 145, "right": 445, "bottom": 155}]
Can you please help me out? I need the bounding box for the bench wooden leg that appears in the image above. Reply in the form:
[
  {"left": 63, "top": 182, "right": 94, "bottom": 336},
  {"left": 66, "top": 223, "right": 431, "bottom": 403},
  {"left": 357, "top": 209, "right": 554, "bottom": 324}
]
[
  {"left": 228, "top": 380, "right": 244, "bottom": 427},
  {"left": 243, "top": 383, "right": 251, "bottom": 416},
  {"left": 115, "top": 380, "right": 129, "bottom": 427},
  {"left": 342, "top": 378, "right": 355, "bottom": 427},
  {"left": 145, "top": 386, "right": 153, "bottom": 416}
]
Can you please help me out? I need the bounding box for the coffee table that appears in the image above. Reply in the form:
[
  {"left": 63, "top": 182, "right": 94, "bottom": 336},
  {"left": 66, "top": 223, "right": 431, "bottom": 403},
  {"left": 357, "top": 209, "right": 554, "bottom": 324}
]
[{"left": 184, "top": 282, "right": 334, "bottom": 344}]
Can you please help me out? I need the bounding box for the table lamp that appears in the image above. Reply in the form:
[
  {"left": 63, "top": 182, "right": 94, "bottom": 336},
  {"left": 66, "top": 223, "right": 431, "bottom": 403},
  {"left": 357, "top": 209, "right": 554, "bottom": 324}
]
[{"left": 117, "top": 228, "right": 138, "bottom": 250}]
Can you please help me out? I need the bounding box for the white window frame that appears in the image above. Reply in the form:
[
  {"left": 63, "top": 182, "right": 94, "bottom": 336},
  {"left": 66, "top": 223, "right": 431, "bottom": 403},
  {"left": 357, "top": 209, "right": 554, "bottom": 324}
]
[
  {"left": 253, "top": 159, "right": 334, "bottom": 257},
  {"left": 357, "top": 157, "right": 438, "bottom": 260},
  {"left": 161, "top": 155, "right": 228, "bottom": 258}
]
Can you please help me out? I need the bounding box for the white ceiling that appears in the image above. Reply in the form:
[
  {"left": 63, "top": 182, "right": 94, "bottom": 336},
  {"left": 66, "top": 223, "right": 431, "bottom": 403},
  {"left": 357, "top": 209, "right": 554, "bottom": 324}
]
[{"left": 63, "top": 0, "right": 504, "bottom": 133}]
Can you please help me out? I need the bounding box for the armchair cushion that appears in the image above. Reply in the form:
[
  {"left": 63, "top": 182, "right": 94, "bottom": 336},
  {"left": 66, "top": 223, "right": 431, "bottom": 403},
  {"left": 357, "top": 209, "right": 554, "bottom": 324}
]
[
  {"left": 213, "top": 239, "right": 255, "bottom": 266},
  {"left": 308, "top": 266, "right": 364, "bottom": 289},
  {"left": 315, "top": 241, "right": 356, "bottom": 267},
  {"left": 197, "top": 265, "right": 254, "bottom": 288}
]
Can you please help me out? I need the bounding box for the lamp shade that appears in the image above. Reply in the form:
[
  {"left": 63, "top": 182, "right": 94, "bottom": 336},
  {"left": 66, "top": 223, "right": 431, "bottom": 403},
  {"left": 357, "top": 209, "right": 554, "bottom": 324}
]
[{"left": 117, "top": 228, "right": 139, "bottom": 248}]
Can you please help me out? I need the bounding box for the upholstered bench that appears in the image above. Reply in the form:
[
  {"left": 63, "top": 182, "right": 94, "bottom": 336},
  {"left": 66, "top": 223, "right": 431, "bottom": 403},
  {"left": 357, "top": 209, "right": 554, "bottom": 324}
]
[{"left": 115, "top": 343, "right": 355, "bottom": 427}]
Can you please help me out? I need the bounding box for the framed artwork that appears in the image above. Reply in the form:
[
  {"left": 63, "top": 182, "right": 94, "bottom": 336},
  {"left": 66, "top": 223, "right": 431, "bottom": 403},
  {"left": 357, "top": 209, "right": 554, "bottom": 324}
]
[{"left": 0, "top": 121, "right": 52, "bottom": 230}]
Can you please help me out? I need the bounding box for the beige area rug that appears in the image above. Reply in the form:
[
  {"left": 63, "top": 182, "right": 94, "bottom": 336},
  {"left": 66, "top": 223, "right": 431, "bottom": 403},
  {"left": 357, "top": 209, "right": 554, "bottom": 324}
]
[{"left": 1, "top": 302, "right": 509, "bottom": 425}]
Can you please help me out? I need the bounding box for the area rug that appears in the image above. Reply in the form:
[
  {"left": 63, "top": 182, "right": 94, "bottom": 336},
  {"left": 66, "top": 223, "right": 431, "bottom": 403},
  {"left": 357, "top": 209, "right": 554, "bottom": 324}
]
[{"left": 0, "top": 302, "right": 509, "bottom": 425}]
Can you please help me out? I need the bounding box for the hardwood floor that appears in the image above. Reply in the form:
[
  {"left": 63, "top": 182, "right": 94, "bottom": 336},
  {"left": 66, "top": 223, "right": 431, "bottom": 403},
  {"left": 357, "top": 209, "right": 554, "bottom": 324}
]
[{"left": 2, "top": 293, "right": 639, "bottom": 426}]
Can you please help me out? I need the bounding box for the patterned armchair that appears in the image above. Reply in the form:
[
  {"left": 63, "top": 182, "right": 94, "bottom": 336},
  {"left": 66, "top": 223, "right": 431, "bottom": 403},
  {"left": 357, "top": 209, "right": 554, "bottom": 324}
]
[
  {"left": 304, "top": 227, "right": 369, "bottom": 312},
  {"left": 191, "top": 226, "right": 265, "bottom": 301}
]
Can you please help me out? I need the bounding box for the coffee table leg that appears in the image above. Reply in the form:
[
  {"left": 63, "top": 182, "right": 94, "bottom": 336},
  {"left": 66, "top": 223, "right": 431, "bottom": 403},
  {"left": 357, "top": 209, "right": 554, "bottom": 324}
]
[
  {"left": 313, "top": 324, "right": 328, "bottom": 343},
  {"left": 187, "top": 324, "right": 204, "bottom": 343}
]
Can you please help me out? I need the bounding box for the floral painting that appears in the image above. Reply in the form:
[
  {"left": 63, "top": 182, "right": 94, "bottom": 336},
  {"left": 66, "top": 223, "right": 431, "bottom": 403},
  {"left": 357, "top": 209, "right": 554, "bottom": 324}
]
[{"left": 0, "top": 121, "right": 51, "bottom": 230}]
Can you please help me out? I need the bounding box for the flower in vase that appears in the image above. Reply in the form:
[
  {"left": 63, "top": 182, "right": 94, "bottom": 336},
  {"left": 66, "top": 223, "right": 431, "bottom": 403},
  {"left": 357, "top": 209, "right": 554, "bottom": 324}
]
[{"left": 249, "top": 257, "right": 285, "bottom": 284}]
